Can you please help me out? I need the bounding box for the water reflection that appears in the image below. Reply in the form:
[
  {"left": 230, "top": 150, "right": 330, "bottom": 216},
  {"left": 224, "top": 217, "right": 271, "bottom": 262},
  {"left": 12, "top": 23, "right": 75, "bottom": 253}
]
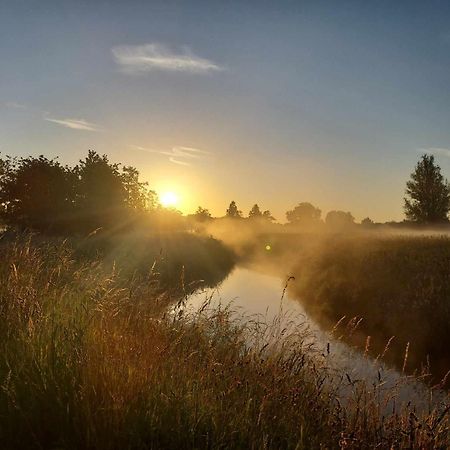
[{"left": 187, "top": 266, "right": 445, "bottom": 409}]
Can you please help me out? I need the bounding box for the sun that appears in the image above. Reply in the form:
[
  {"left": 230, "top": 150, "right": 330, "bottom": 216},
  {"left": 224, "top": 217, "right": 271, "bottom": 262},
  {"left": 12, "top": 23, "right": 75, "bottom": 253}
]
[{"left": 160, "top": 191, "right": 179, "bottom": 208}]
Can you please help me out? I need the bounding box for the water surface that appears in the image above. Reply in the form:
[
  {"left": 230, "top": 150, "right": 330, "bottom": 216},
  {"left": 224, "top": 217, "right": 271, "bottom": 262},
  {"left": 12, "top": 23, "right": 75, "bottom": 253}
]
[{"left": 188, "top": 266, "right": 443, "bottom": 409}]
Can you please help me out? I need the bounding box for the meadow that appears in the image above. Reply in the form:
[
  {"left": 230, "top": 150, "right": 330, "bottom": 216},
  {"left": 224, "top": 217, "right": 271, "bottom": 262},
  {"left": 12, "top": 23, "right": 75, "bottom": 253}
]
[
  {"left": 288, "top": 234, "right": 450, "bottom": 380},
  {"left": 231, "top": 229, "right": 450, "bottom": 382},
  {"left": 0, "top": 232, "right": 448, "bottom": 449}
]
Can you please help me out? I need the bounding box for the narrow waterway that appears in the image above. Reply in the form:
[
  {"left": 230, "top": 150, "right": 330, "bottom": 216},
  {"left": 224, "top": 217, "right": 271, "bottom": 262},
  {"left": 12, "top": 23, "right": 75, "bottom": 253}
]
[{"left": 187, "top": 266, "right": 444, "bottom": 409}]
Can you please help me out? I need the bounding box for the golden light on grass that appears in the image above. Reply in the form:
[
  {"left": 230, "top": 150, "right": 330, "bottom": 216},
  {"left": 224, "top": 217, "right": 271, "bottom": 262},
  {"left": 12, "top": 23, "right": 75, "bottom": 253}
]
[{"left": 160, "top": 191, "right": 179, "bottom": 208}]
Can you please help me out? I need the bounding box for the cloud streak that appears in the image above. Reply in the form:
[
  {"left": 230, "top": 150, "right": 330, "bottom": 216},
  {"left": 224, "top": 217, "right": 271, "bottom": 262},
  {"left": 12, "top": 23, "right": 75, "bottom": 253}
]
[
  {"left": 133, "top": 145, "right": 211, "bottom": 166},
  {"left": 45, "top": 117, "right": 102, "bottom": 132},
  {"left": 112, "top": 43, "right": 223, "bottom": 74},
  {"left": 4, "top": 101, "right": 27, "bottom": 109}
]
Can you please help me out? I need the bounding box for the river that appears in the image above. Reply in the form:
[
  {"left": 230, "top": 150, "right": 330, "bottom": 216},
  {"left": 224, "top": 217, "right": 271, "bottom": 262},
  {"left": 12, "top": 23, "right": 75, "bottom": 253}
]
[{"left": 186, "top": 266, "right": 444, "bottom": 409}]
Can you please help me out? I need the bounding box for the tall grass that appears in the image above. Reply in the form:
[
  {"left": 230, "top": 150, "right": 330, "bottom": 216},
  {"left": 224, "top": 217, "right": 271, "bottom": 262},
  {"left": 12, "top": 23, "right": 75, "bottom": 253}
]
[
  {"left": 0, "top": 235, "right": 448, "bottom": 449},
  {"left": 284, "top": 234, "right": 450, "bottom": 379}
]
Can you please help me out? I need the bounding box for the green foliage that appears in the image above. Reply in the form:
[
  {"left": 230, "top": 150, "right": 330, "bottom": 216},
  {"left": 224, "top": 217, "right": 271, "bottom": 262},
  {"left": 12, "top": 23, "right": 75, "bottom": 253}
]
[{"left": 404, "top": 154, "right": 450, "bottom": 223}]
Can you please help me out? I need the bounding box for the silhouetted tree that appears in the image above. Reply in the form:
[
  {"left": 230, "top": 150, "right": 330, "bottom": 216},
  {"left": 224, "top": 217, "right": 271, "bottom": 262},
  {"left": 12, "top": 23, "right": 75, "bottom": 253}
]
[
  {"left": 0, "top": 155, "right": 76, "bottom": 231},
  {"left": 75, "top": 151, "right": 127, "bottom": 230},
  {"left": 286, "top": 202, "right": 321, "bottom": 227},
  {"left": 226, "top": 201, "right": 242, "bottom": 218},
  {"left": 0, "top": 156, "right": 7, "bottom": 178},
  {"left": 121, "top": 165, "right": 151, "bottom": 211},
  {"left": 248, "top": 204, "right": 275, "bottom": 222},
  {"left": 0, "top": 150, "right": 160, "bottom": 234},
  {"left": 361, "top": 217, "right": 374, "bottom": 227},
  {"left": 404, "top": 154, "right": 450, "bottom": 223},
  {"left": 325, "top": 210, "right": 355, "bottom": 229},
  {"left": 193, "top": 206, "right": 212, "bottom": 222},
  {"left": 248, "top": 204, "right": 262, "bottom": 218},
  {"left": 262, "top": 210, "right": 275, "bottom": 222}
]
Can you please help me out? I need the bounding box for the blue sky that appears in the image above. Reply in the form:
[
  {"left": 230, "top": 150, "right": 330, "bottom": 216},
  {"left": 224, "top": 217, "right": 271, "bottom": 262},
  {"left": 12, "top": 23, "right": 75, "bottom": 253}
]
[{"left": 1, "top": 0, "right": 450, "bottom": 221}]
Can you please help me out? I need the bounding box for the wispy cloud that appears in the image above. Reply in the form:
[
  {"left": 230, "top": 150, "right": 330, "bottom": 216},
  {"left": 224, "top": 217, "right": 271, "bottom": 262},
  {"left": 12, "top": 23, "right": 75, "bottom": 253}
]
[
  {"left": 418, "top": 147, "right": 450, "bottom": 158},
  {"left": 4, "top": 101, "right": 27, "bottom": 109},
  {"left": 112, "top": 43, "right": 223, "bottom": 74},
  {"left": 133, "top": 145, "right": 211, "bottom": 166},
  {"left": 44, "top": 117, "right": 102, "bottom": 132}
]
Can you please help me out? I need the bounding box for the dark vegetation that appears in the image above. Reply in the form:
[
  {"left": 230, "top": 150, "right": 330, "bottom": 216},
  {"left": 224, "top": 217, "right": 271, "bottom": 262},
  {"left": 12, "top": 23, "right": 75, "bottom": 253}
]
[
  {"left": 0, "top": 151, "right": 157, "bottom": 233},
  {"left": 0, "top": 151, "right": 449, "bottom": 447},
  {"left": 0, "top": 235, "right": 447, "bottom": 449},
  {"left": 0, "top": 150, "right": 235, "bottom": 289},
  {"left": 289, "top": 235, "right": 450, "bottom": 380},
  {"left": 224, "top": 228, "right": 450, "bottom": 382},
  {"left": 1, "top": 152, "right": 449, "bottom": 234},
  {"left": 71, "top": 230, "right": 235, "bottom": 289},
  {"left": 404, "top": 154, "right": 450, "bottom": 223}
]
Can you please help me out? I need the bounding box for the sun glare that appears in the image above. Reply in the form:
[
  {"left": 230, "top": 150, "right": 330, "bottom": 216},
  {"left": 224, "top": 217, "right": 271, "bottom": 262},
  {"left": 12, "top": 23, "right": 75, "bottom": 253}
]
[{"left": 160, "top": 191, "right": 179, "bottom": 208}]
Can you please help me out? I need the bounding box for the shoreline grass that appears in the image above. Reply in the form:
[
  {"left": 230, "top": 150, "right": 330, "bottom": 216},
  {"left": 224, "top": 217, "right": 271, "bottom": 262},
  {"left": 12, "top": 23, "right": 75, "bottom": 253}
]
[{"left": 0, "top": 235, "right": 448, "bottom": 449}]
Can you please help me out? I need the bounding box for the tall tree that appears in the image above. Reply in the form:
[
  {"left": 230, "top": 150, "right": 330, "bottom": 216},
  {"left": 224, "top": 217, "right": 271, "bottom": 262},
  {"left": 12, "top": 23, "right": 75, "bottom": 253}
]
[
  {"left": 75, "top": 150, "right": 126, "bottom": 230},
  {"left": 121, "top": 165, "right": 151, "bottom": 211},
  {"left": 404, "top": 154, "right": 450, "bottom": 223},
  {"left": 248, "top": 204, "right": 275, "bottom": 222},
  {"left": 286, "top": 202, "right": 321, "bottom": 227},
  {"left": 0, "top": 156, "right": 7, "bottom": 179},
  {"left": 193, "top": 206, "right": 212, "bottom": 222},
  {"left": 248, "top": 204, "right": 262, "bottom": 218},
  {"left": 361, "top": 217, "right": 374, "bottom": 227},
  {"left": 262, "top": 210, "right": 275, "bottom": 222},
  {"left": 0, "top": 151, "right": 159, "bottom": 233},
  {"left": 0, "top": 155, "right": 76, "bottom": 231},
  {"left": 325, "top": 210, "right": 355, "bottom": 229},
  {"left": 226, "top": 201, "right": 242, "bottom": 218}
]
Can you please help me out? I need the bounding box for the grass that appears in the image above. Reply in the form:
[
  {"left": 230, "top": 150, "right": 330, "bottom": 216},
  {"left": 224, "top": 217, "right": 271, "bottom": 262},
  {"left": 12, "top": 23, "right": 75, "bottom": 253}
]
[
  {"left": 0, "top": 234, "right": 448, "bottom": 449},
  {"left": 282, "top": 234, "right": 450, "bottom": 380},
  {"left": 235, "top": 230, "right": 450, "bottom": 381}
]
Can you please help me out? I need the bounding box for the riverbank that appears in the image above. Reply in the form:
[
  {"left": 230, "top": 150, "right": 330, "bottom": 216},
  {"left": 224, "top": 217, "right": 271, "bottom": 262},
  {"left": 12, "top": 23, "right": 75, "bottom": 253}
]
[
  {"left": 0, "top": 235, "right": 447, "bottom": 449},
  {"left": 225, "top": 231, "right": 450, "bottom": 381}
]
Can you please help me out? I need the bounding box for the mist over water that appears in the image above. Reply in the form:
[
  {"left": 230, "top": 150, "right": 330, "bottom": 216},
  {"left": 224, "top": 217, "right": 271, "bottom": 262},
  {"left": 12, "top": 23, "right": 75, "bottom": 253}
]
[
  {"left": 186, "top": 266, "right": 444, "bottom": 412},
  {"left": 196, "top": 218, "right": 450, "bottom": 385}
]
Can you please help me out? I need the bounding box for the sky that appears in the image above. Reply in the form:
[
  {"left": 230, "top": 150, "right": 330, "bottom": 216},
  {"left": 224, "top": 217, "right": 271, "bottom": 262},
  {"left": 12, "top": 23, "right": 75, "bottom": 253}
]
[{"left": 1, "top": 0, "right": 450, "bottom": 222}]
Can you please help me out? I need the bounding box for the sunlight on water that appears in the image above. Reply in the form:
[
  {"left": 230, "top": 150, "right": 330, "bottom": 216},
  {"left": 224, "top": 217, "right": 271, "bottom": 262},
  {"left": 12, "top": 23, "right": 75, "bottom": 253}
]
[{"left": 186, "top": 267, "right": 444, "bottom": 410}]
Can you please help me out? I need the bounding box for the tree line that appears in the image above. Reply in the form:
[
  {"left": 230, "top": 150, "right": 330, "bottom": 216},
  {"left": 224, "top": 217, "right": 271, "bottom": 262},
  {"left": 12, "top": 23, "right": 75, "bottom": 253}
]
[
  {"left": 0, "top": 151, "right": 155, "bottom": 233},
  {"left": 211, "top": 200, "right": 355, "bottom": 230},
  {"left": 216, "top": 153, "right": 450, "bottom": 227},
  {"left": 1, "top": 151, "right": 449, "bottom": 234}
]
